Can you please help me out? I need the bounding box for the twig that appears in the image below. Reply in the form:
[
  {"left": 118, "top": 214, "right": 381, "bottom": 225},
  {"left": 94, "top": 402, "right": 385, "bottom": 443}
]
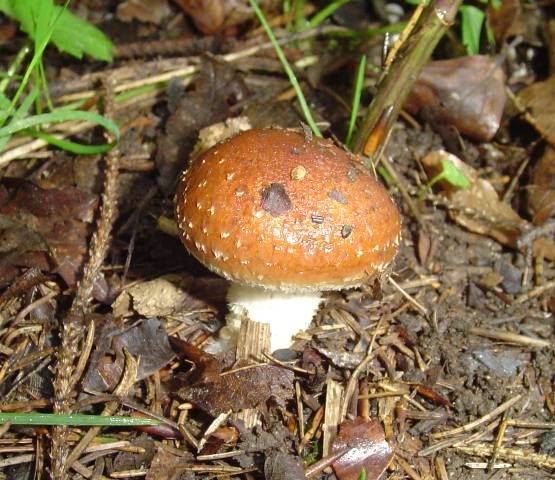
[
  {"left": 51, "top": 78, "right": 121, "bottom": 479},
  {"left": 488, "top": 412, "right": 509, "bottom": 470},
  {"left": 453, "top": 443, "right": 555, "bottom": 470},
  {"left": 395, "top": 453, "right": 423, "bottom": 480},
  {"left": 304, "top": 446, "right": 350, "bottom": 477},
  {"left": 514, "top": 279, "right": 555, "bottom": 304},
  {"left": 352, "top": 0, "right": 462, "bottom": 161},
  {"left": 431, "top": 395, "right": 522, "bottom": 439},
  {"left": 468, "top": 327, "right": 552, "bottom": 349},
  {"left": 388, "top": 276, "right": 428, "bottom": 315}
]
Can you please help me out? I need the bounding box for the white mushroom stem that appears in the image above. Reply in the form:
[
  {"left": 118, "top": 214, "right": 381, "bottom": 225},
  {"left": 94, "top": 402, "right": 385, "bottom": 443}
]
[{"left": 223, "top": 284, "right": 323, "bottom": 352}]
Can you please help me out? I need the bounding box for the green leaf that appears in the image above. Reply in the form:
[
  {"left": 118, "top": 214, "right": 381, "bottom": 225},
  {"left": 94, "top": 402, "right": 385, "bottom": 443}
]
[
  {"left": 0, "top": 0, "right": 113, "bottom": 61},
  {"left": 439, "top": 158, "right": 471, "bottom": 188},
  {"left": 460, "top": 5, "right": 485, "bottom": 55},
  {"left": 358, "top": 468, "right": 367, "bottom": 480}
]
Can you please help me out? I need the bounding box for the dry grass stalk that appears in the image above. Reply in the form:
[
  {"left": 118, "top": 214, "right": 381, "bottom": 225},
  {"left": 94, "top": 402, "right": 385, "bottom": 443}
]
[
  {"left": 431, "top": 395, "right": 522, "bottom": 440},
  {"left": 454, "top": 443, "right": 555, "bottom": 470},
  {"left": 232, "top": 318, "right": 271, "bottom": 428},
  {"left": 468, "top": 327, "right": 552, "bottom": 348},
  {"left": 322, "top": 379, "right": 343, "bottom": 456},
  {"left": 51, "top": 79, "right": 121, "bottom": 479}
]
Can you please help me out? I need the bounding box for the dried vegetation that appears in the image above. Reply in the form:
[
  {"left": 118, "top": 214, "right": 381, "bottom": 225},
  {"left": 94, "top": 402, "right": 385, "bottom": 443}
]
[{"left": 0, "top": 1, "right": 554, "bottom": 479}]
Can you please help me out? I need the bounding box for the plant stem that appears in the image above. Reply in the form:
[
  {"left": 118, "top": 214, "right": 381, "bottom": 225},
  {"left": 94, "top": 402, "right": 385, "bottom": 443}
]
[{"left": 351, "top": 0, "right": 462, "bottom": 164}]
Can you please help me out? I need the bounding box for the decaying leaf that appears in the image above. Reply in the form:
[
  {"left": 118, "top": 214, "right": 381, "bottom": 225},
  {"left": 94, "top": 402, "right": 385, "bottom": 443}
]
[
  {"left": 528, "top": 146, "right": 555, "bottom": 225},
  {"left": 332, "top": 417, "right": 393, "bottom": 480},
  {"left": 145, "top": 445, "right": 194, "bottom": 480},
  {"left": 156, "top": 61, "right": 249, "bottom": 194},
  {"left": 422, "top": 150, "right": 555, "bottom": 261},
  {"left": 405, "top": 56, "right": 506, "bottom": 141},
  {"left": 0, "top": 178, "right": 97, "bottom": 287},
  {"left": 116, "top": 0, "right": 172, "bottom": 24},
  {"left": 112, "top": 277, "right": 207, "bottom": 318},
  {"left": 265, "top": 451, "right": 305, "bottom": 480},
  {"left": 487, "top": 0, "right": 522, "bottom": 45},
  {"left": 172, "top": 337, "right": 294, "bottom": 416},
  {"left": 518, "top": 75, "right": 555, "bottom": 145},
  {"left": 173, "top": 0, "right": 278, "bottom": 34},
  {"left": 82, "top": 318, "right": 175, "bottom": 392}
]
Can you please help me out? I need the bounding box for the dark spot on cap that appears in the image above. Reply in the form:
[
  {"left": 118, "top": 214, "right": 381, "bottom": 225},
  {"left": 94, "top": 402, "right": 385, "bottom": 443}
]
[
  {"left": 341, "top": 225, "right": 352, "bottom": 238},
  {"left": 347, "top": 168, "right": 358, "bottom": 183},
  {"left": 311, "top": 214, "right": 324, "bottom": 224},
  {"left": 291, "top": 147, "right": 301, "bottom": 155},
  {"left": 328, "top": 189, "right": 348, "bottom": 205},
  {"left": 261, "top": 183, "right": 292, "bottom": 217}
]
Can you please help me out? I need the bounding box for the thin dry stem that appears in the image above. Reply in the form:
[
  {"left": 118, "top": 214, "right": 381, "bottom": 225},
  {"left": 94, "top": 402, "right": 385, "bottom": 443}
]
[{"left": 51, "top": 79, "right": 121, "bottom": 479}]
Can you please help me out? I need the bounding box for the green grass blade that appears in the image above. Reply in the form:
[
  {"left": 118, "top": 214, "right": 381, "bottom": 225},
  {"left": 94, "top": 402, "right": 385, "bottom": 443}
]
[
  {"left": 0, "top": 87, "right": 37, "bottom": 150},
  {"left": 309, "top": 0, "right": 352, "bottom": 28},
  {"left": 0, "top": 413, "right": 160, "bottom": 427},
  {"left": 0, "top": 43, "right": 31, "bottom": 93},
  {"left": 346, "top": 54, "right": 366, "bottom": 147},
  {"left": 28, "top": 129, "right": 115, "bottom": 154},
  {"left": 247, "top": 0, "right": 322, "bottom": 137},
  {"left": 0, "top": 110, "right": 120, "bottom": 140}
]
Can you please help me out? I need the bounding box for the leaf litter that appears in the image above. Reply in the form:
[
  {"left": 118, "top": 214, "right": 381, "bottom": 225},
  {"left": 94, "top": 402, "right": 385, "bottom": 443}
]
[{"left": 0, "top": 1, "right": 554, "bottom": 479}]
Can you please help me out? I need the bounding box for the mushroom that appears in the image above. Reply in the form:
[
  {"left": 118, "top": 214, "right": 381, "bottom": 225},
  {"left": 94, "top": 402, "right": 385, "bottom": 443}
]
[{"left": 175, "top": 128, "right": 401, "bottom": 352}]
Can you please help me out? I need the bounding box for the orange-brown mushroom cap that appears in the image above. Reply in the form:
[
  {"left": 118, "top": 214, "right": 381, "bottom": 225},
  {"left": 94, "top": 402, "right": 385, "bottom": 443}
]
[{"left": 176, "top": 128, "right": 401, "bottom": 291}]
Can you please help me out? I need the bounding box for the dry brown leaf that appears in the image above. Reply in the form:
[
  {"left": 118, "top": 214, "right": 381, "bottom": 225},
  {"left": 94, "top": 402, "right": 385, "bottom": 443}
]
[
  {"left": 488, "top": 0, "right": 522, "bottom": 45},
  {"left": 0, "top": 179, "right": 97, "bottom": 287},
  {"left": 422, "top": 151, "right": 555, "bottom": 261},
  {"left": 116, "top": 0, "right": 171, "bottom": 24},
  {"left": 173, "top": 0, "right": 250, "bottom": 34},
  {"left": 265, "top": 451, "right": 305, "bottom": 480},
  {"left": 145, "top": 447, "right": 193, "bottom": 480},
  {"left": 178, "top": 363, "right": 294, "bottom": 417},
  {"left": 82, "top": 318, "right": 175, "bottom": 392},
  {"left": 518, "top": 75, "right": 555, "bottom": 145},
  {"left": 156, "top": 61, "right": 249, "bottom": 194},
  {"left": 528, "top": 146, "right": 555, "bottom": 225},
  {"left": 112, "top": 278, "right": 198, "bottom": 318},
  {"left": 332, "top": 417, "right": 393, "bottom": 480},
  {"left": 405, "top": 56, "right": 506, "bottom": 141},
  {"left": 171, "top": 337, "right": 294, "bottom": 416}
]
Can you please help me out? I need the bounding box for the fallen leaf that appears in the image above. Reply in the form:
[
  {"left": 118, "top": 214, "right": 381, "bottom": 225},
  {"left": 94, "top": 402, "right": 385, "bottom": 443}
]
[
  {"left": 173, "top": 0, "right": 278, "bottom": 34},
  {"left": 421, "top": 150, "right": 555, "bottom": 261},
  {"left": 156, "top": 60, "right": 249, "bottom": 194},
  {"left": 172, "top": 337, "right": 294, "bottom": 416},
  {"left": 528, "top": 146, "right": 555, "bottom": 225},
  {"left": 82, "top": 318, "right": 175, "bottom": 392},
  {"left": 145, "top": 447, "right": 192, "bottom": 480},
  {"left": 518, "top": 75, "right": 555, "bottom": 145},
  {"left": 112, "top": 277, "right": 205, "bottom": 318},
  {"left": 332, "top": 417, "right": 393, "bottom": 480},
  {"left": 488, "top": 0, "right": 522, "bottom": 45},
  {"left": 0, "top": 179, "right": 97, "bottom": 287},
  {"left": 113, "top": 436, "right": 156, "bottom": 473},
  {"left": 265, "top": 451, "right": 305, "bottom": 480},
  {"left": 116, "top": 0, "right": 172, "bottom": 24},
  {"left": 405, "top": 56, "right": 506, "bottom": 141}
]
